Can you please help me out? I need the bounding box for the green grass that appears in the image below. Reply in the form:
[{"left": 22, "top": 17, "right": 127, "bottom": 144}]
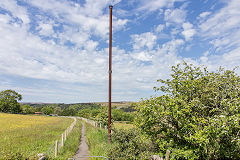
[
  {"left": 0, "top": 113, "right": 73, "bottom": 159},
  {"left": 55, "top": 119, "right": 82, "bottom": 159},
  {"left": 85, "top": 123, "right": 109, "bottom": 159},
  {"left": 113, "top": 122, "right": 135, "bottom": 130}
]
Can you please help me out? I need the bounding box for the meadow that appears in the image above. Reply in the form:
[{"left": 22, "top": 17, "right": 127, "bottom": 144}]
[
  {"left": 0, "top": 113, "right": 73, "bottom": 159},
  {"left": 113, "top": 122, "right": 135, "bottom": 130}
]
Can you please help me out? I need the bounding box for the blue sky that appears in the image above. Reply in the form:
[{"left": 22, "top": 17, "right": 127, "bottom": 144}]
[{"left": 0, "top": 0, "right": 239, "bottom": 103}]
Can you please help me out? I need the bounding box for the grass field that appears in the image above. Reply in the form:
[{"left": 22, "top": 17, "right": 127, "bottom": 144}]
[
  {"left": 113, "top": 122, "right": 135, "bottom": 130},
  {"left": 0, "top": 113, "right": 73, "bottom": 159}
]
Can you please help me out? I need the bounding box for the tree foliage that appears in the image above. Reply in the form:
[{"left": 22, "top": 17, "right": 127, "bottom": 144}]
[
  {"left": 41, "top": 106, "right": 54, "bottom": 115},
  {"left": 0, "top": 90, "right": 22, "bottom": 113},
  {"left": 108, "top": 128, "right": 155, "bottom": 160},
  {"left": 21, "top": 105, "right": 34, "bottom": 114},
  {"left": 135, "top": 62, "right": 240, "bottom": 159}
]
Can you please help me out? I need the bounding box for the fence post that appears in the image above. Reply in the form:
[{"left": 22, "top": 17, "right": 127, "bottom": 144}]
[
  {"left": 64, "top": 130, "right": 67, "bottom": 141},
  {"left": 166, "top": 150, "right": 170, "bottom": 160},
  {"left": 61, "top": 134, "right": 64, "bottom": 147},
  {"left": 55, "top": 140, "right": 58, "bottom": 158}
]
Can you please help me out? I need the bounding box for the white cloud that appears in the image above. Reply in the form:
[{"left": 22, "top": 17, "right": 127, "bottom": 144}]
[
  {"left": 132, "top": 51, "right": 152, "bottom": 61},
  {"left": 199, "top": 11, "right": 211, "bottom": 18},
  {"left": 164, "top": 8, "right": 186, "bottom": 25},
  {"left": 0, "top": 0, "right": 30, "bottom": 24},
  {"left": 199, "top": 0, "right": 240, "bottom": 59},
  {"left": 0, "top": 0, "right": 239, "bottom": 103},
  {"left": 199, "top": 0, "right": 240, "bottom": 38},
  {"left": 131, "top": 32, "right": 157, "bottom": 50},
  {"left": 37, "top": 23, "right": 55, "bottom": 36},
  {"left": 138, "top": 0, "right": 185, "bottom": 12},
  {"left": 182, "top": 22, "right": 196, "bottom": 41},
  {"left": 27, "top": 0, "right": 127, "bottom": 40},
  {"left": 156, "top": 24, "right": 164, "bottom": 33}
]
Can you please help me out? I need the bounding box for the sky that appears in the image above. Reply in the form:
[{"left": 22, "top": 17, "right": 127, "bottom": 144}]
[{"left": 0, "top": 0, "right": 239, "bottom": 103}]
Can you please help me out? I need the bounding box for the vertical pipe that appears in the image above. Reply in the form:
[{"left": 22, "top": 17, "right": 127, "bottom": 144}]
[{"left": 108, "top": 5, "right": 113, "bottom": 143}]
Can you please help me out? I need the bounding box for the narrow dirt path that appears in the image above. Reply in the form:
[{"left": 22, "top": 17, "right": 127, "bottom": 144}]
[{"left": 73, "top": 123, "right": 90, "bottom": 160}]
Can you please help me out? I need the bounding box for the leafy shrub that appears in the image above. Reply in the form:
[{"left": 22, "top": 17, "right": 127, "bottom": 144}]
[
  {"left": 135, "top": 62, "right": 240, "bottom": 159},
  {"left": 108, "top": 128, "right": 156, "bottom": 160}
]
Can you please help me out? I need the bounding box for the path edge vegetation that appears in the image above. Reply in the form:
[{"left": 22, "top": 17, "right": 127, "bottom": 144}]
[
  {"left": 85, "top": 62, "right": 240, "bottom": 160},
  {"left": 85, "top": 122, "right": 109, "bottom": 159},
  {"left": 135, "top": 62, "right": 240, "bottom": 159},
  {"left": 53, "top": 119, "right": 82, "bottom": 159}
]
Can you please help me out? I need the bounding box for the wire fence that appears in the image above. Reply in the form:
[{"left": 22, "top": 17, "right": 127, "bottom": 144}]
[
  {"left": 38, "top": 117, "right": 77, "bottom": 159},
  {"left": 78, "top": 117, "right": 108, "bottom": 129}
]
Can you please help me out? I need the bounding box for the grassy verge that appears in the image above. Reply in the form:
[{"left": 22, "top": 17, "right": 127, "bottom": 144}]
[
  {"left": 0, "top": 113, "right": 73, "bottom": 159},
  {"left": 85, "top": 123, "right": 109, "bottom": 159},
  {"left": 113, "top": 122, "right": 135, "bottom": 130},
  {"left": 56, "top": 119, "right": 82, "bottom": 159}
]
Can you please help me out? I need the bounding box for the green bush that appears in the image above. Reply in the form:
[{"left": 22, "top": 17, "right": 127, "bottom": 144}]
[
  {"left": 21, "top": 105, "right": 35, "bottom": 114},
  {"left": 135, "top": 62, "right": 240, "bottom": 159},
  {"left": 108, "top": 128, "right": 155, "bottom": 160},
  {"left": 95, "top": 108, "right": 134, "bottom": 126}
]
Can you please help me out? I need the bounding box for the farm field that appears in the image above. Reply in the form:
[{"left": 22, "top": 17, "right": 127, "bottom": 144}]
[{"left": 0, "top": 113, "right": 73, "bottom": 159}]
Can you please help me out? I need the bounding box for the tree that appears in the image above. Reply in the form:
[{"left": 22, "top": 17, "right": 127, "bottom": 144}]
[
  {"left": 60, "top": 107, "right": 75, "bottom": 116},
  {"left": 54, "top": 107, "right": 62, "bottom": 115},
  {"left": 135, "top": 62, "right": 240, "bottom": 159},
  {"left": 112, "top": 109, "right": 134, "bottom": 122},
  {"left": 41, "top": 106, "right": 54, "bottom": 115},
  {"left": 0, "top": 90, "right": 22, "bottom": 113},
  {"left": 21, "top": 105, "right": 34, "bottom": 114}
]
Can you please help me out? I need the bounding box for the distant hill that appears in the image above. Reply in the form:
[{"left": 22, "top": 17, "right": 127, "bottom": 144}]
[
  {"left": 94, "top": 101, "right": 134, "bottom": 109},
  {"left": 20, "top": 101, "right": 135, "bottom": 109}
]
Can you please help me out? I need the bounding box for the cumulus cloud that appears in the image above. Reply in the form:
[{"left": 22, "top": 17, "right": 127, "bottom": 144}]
[
  {"left": 131, "top": 51, "right": 152, "bottom": 61},
  {"left": 27, "top": 0, "right": 127, "bottom": 40},
  {"left": 131, "top": 32, "right": 157, "bottom": 50},
  {"left": 138, "top": 0, "right": 185, "bottom": 12},
  {"left": 164, "top": 8, "right": 186, "bottom": 25},
  {"left": 0, "top": 0, "right": 239, "bottom": 103},
  {"left": 156, "top": 24, "right": 164, "bottom": 33},
  {"left": 181, "top": 22, "right": 196, "bottom": 41},
  {"left": 0, "top": 0, "right": 30, "bottom": 24},
  {"left": 37, "top": 23, "right": 55, "bottom": 36}
]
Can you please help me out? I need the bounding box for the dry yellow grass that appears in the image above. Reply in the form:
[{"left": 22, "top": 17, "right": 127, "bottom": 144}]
[
  {"left": 0, "top": 113, "right": 73, "bottom": 159},
  {"left": 0, "top": 113, "right": 64, "bottom": 131}
]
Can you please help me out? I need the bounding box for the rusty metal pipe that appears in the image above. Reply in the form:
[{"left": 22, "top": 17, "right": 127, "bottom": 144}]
[{"left": 108, "top": 5, "right": 113, "bottom": 143}]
